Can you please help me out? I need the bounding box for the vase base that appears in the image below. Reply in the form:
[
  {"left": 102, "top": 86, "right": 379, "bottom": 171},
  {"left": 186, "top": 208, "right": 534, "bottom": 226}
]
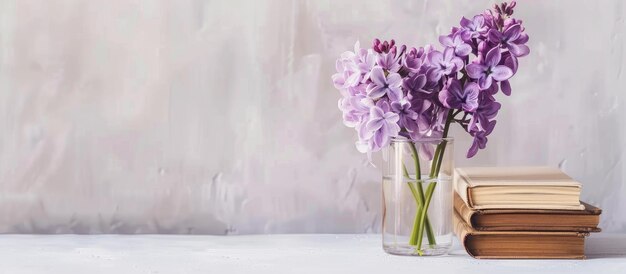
[{"left": 383, "top": 243, "right": 451, "bottom": 256}]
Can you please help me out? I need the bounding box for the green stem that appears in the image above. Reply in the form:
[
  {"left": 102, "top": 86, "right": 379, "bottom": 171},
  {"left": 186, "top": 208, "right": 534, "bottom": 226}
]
[
  {"left": 407, "top": 143, "right": 436, "bottom": 247},
  {"left": 429, "top": 109, "right": 456, "bottom": 178},
  {"left": 416, "top": 109, "right": 457, "bottom": 254},
  {"left": 408, "top": 204, "right": 423, "bottom": 245},
  {"left": 415, "top": 182, "right": 437, "bottom": 255},
  {"left": 403, "top": 163, "right": 426, "bottom": 246}
]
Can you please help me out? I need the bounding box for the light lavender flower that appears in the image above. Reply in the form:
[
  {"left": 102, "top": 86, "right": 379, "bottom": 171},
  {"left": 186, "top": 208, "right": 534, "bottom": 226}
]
[
  {"left": 439, "top": 32, "right": 472, "bottom": 57},
  {"left": 377, "top": 52, "right": 401, "bottom": 72},
  {"left": 391, "top": 100, "right": 419, "bottom": 133},
  {"left": 361, "top": 101, "right": 401, "bottom": 152},
  {"left": 459, "top": 15, "right": 488, "bottom": 41},
  {"left": 366, "top": 66, "right": 403, "bottom": 101},
  {"left": 426, "top": 47, "right": 464, "bottom": 82},
  {"left": 332, "top": 1, "right": 530, "bottom": 159}
]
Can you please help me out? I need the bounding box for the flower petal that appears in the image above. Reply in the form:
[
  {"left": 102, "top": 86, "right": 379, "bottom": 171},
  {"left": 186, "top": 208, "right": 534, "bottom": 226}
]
[
  {"left": 504, "top": 54, "right": 519, "bottom": 73},
  {"left": 439, "top": 89, "right": 461, "bottom": 109},
  {"left": 369, "top": 105, "right": 384, "bottom": 119},
  {"left": 438, "top": 35, "right": 453, "bottom": 47},
  {"left": 369, "top": 66, "right": 386, "bottom": 86},
  {"left": 488, "top": 29, "right": 502, "bottom": 44},
  {"left": 460, "top": 16, "right": 471, "bottom": 27},
  {"left": 508, "top": 43, "right": 530, "bottom": 57},
  {"left": 465, "top": 63, "right": 485, "bottom": 79},
  {"left": 386, "top": 120, "right": 401, "bottom": 137},
  {"left": 462, "top": 82, "right": 480, "bottom": 112},
  {"left": 367, "top": 85, "right": 386, "bottom": 99},
  {"left": 485, "top": 120, "right": 497, "bottom": 135},
  {"left": 354, "top": 40, "right": 361, "bottom": 54},
  {"left": 387, "top": 86, "right": 403, "bottom": 102},
  {"left": 478, "top": 75, "right": 493, "bottom": 90},
  {"left": 426, "top": 67, "right": 442, "bottom": 82},
  {"left": 373, "top": 128, "right": 385, "bottom": 148},
  {"left": 414, "top": 74, "right": 426, "bottom": 90},
  {"left": 485, "top": 47, "right": 502, "bottom": 67},
  {"left": 460, "top": 30, "right": 472, "bottom": 41},
  {"left": 427, "top": 51, "right": 443, "bottom": 65},
  {"left": 386, "top": 72, "right": 402, "bottom": 87},
  {"left": 332, "top": 73, "right": 345, "bottom": 89},
  {"left": 473, "top": 15, "right": 484, "bottom": 27},
  {"left": 443, "top": 47, "right": 454, "bottom": 61},
  {"left": 366, "top": 118, "right": 384, "bottom": 133},
  {"left": 503, "top": 24, "right": 522, "bottom": 41},
  {"left": 390, "top": 101, "right": 402, "bottom": 113},
  {"left": 418, "top": 143, "right": 435, "bottom": 161},
  {"left": 358, "top": 121, "right": 373, "bottom": 140},
  {"left": 344, "top": 72, "right": 360, "bottom": 88},
  {"left": 384, "top": 111, "right": 400, "bottom": 123},
  {"left": 451, "top": 57, "right": 465, "bottom": 72},
  {"left": 501, "top": 80, "right": 512, "bottom": 96},
  {"left": 355, "top": 140, "right": 370, "bottom": 153},
  {"left": 516, "top": 33, "right": 529, "bottom": 44},
  {"left": 466, "top": 139, "right": 479, "bottom": 158},
  {"left": 491, "top": 65, "right": 513, "bottom": 81},
  {"left": 455, "top": 43, "right": 472, "bottom": 56}
]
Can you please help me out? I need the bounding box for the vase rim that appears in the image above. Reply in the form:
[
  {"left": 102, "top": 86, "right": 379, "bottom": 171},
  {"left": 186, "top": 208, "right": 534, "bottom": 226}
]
[{"left": 390, "top": 136, "right": 454, "bottom": 143}]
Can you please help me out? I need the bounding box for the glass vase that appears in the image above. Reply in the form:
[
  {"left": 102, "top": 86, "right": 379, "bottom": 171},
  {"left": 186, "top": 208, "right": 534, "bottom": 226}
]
[{"left": 382, "top": 137, "right": 454, "bottom": 256}]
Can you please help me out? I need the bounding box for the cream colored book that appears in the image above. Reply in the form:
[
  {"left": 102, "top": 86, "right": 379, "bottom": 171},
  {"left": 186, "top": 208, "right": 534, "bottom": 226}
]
[{"left": 454, "top": 166, "right": 584, "bottom": 210}]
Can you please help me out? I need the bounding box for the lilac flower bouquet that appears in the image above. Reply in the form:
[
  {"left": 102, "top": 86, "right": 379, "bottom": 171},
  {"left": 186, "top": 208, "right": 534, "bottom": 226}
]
[{"left": 332, "top": 2, "right": 530, "bottom": 255}]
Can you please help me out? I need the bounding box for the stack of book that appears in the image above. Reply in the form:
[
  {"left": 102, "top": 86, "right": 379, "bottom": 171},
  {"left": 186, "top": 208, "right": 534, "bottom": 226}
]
[{"left": 453, "top": 167, "right": 602, "bottom": 259}]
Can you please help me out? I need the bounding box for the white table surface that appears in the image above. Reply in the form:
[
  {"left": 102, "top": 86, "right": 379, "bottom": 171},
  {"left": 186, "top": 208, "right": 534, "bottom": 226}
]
[{"left": 2, "top": 233, "right": 625, "bottom": 274}]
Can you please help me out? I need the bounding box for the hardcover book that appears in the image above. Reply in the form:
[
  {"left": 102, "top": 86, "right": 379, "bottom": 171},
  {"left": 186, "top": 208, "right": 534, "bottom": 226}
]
[
  {"left": 453, "top": 212, "right": 588, "bottom": 259},
  {"left": 454, "top": 166, "right": 585, "bottom": 210},
  {"left": 454, "top": 193, "right": 601, "bottom": 232}
]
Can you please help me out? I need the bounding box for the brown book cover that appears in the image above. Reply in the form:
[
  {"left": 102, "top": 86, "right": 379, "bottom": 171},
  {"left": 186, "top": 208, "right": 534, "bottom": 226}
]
[
  {"left": 454, "top": 193, "right": 602, "bottom": 232},
  {"left": 454, "top": 166, "right": 585, "bottom": 210},
  {"left": 454, "top": 212, "right": 589, "bottom": 259}
]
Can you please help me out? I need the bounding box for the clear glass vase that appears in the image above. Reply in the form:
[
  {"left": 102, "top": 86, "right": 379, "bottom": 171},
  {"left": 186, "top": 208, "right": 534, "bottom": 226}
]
[{"left": 382, "top": 137, "right": 454, "bottom": 256}]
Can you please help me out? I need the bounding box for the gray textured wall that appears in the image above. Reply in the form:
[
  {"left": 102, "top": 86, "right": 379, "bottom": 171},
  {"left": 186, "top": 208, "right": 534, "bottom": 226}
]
[{"left": 0, "top": 0, "right": 624, "bottom": 234}]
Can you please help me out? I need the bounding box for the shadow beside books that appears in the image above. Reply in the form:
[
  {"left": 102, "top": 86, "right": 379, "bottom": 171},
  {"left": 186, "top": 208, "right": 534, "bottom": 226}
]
[{"left": 585, "top": 233, "right": 626, "bottom": 259}]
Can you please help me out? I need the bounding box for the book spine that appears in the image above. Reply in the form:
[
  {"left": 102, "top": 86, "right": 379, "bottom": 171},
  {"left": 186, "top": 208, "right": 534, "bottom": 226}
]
[{"left": 454, "top": 169, "right": 473, "bottom": 207}]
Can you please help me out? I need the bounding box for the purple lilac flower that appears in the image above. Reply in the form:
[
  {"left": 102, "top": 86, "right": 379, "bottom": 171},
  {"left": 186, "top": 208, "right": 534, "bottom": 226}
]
[
  {"left": 338, "top": 94, "right": 372, "bottom": 128},
  {"left": 459, "top": 15, "right": 488, "bottom": 41},
  {"left": 362, "top": 101, "right": 401, "bottom": 151},
  {"left": 500, "top": 52, "right": 518, "bottom": 95},
  {"left": 377, "top": 52, "right": 401, "bottom": 72},
  {"left": 332, "top": 42, "right": 378, "bottom": 89},
  {"left": 403, "top": 74, "right": 429, "bottom": 98},
  {"left": 331, "top": 54, "right": 356, "bottom": 88},
  {"left": 439, "top": 32, "right": 472, "bottom": 57},
  {"left": 409, "top": 98, "right": 434, "bottom": 135},
  {"left": 467, "top": 120, "right": 496, "bottom": 158},
  {"left": 438, "top": 79, "right": 480, "bottom": 112},
  {"left": 402, "top": 47, "right": 424, "bottom": 74},
  {"left": 466, "top": 47, "right": 513, "bottom": 89},
  {"left": 391, "top": 100, "right": 419, "bottom": 133},
  {"left": 468, "top": 95, "right": 501, "bottom": 132},
  {"left": 495, "top": 1, "right": 516, "bottom": 17},
  {"left": 488, "top": 24, "right": 530, "bottom": 57},
  {"left": 426, "top": 47, "right": 464, "bottom": 82},
  {"left": 372, "top": 39, "right": 395, "bottom": 54},
  {"left": 366, "top": 66, "right": 403, "bottom": 101},
  {"left": 333, "top": 1, "right": 529, "bottom": 158},
  {"left": 482, "top": 80, "right": 499, "bottom": 100},
  {"left": 406, "top": 100, "right": 441, "bottom": 160}
]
